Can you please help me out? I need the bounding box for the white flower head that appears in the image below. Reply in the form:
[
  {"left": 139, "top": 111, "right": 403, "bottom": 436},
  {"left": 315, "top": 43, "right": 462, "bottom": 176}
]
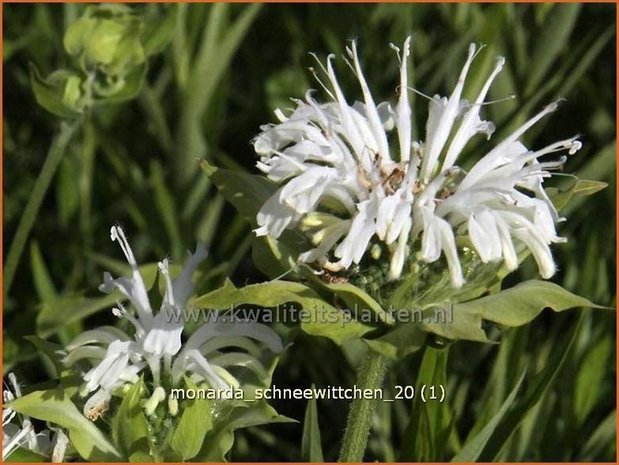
[
  {"left": 2, "top": 373, "right": 59, "bottom": 461},
  {"left": 254, "top": 37, "right": 580, "bottom": 287},
  {"left": 65, "top": 226, "right": 283, "bottom": 419}
]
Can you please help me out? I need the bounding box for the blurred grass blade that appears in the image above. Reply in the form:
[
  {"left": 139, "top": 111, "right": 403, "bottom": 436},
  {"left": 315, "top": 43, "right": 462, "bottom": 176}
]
[
  {"left": 151, "top": 160, "right": 183, "bottom": 259},
  {"left": 573, "top": 334, "right": 612, "bottom": 424},
  {"left": 452, "top": 370, "right": 526, "bottom": 461},
  {"left": 524, "top": 3, "right": 581, "bottom": 95},
  {"left": 581, "top": 410, "right": 617, "bottom": 460},
  {"left": 4, "top": 120, "right": 80, "bottom": 300},
  {"left": 400, "top": 346, "right": 451, "bottom": 461},
  {"left": 29, "top": 241, "right": 57, "bottom": 301},
  {"left": 177, "top": 4, "right": 262, "bottom": 183},
  {"left": 301, "top": 389, "right": 324, "bottom": 462},
  {"left": 477, "top": 313, "right": 585, "bottom": 461}
]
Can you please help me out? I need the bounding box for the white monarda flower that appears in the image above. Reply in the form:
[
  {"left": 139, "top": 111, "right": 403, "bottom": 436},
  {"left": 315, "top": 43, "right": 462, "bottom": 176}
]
[
  {"left": 2, "top": 373, "right": 65, "bottom": 461},
  {"left": 254, "top": 37, "right": 580, "bottom": 286},
  {"left": 65, "top": 226, "right": 283, "bottom": 419}
]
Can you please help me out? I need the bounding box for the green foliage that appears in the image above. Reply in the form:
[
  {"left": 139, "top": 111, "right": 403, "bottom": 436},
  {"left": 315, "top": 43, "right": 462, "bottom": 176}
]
[
  {"left": 7, "top": 386, "right": 121, "bottom": 461},
  {"left": 301, "top": 389, "right": 324, "bottom": 462}
]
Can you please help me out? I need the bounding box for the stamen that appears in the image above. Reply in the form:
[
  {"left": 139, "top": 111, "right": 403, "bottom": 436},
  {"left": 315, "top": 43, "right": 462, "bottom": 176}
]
[
  {"left": 158, "top": 259, "right": 176, "bottom": 307},
  {"left": 467, "top": 94, "right": 516, "bottom": 107},
  {"left": 308, "top": 66, "right": 335, "bottom": 100},
  {"left": 110, "top": 225, "right": 138, "bottom": 268},
  {"left": 404, "top": 85, "right": 435, "bottom": 102}
]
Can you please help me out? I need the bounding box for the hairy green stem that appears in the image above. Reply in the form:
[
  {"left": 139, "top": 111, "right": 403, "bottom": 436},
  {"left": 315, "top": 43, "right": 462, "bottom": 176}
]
[
  {"left": 339, "top": 351, "right": 390, "bottom": 462},
  {"left": 4, "top": 120, "right": 80, "bottom": 299}
]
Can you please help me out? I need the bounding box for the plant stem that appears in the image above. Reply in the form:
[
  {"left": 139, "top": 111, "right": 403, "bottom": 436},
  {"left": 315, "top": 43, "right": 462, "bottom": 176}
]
[
  {"left": 4, "top": 120, "right": 80, "bottom": 299},
  {"left": 338, "top": 351, "right": 390, "bottom": 462}
]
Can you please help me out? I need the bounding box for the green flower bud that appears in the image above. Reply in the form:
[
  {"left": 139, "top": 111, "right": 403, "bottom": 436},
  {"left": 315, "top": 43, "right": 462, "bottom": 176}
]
[
  {"left": 143, "top": 386, "right": 166, "bottom": 416},
  {"left": 64, "top": 5, "right": 145, "bottom": 78}
]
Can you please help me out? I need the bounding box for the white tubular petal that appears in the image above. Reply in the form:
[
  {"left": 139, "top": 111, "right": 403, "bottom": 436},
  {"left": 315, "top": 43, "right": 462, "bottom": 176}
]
[
  {"left": 389, "top": 215, "right": 412, "bottom": 280},
  {"left": 7, "top": 373, "right": 21, "bottom": 398},
  {"left": 324, "top": 55, "right": 368, "bottom": 168},
  {"left": 182, "top": 350, "right": 229, "bottom": 390},
  {"left": 421, "top": 43, "right": 477, "bottom": 181},
  {"left": 420, "top": 209, "right": 463, "bottom": 287},
  {"left": 349, "top": 41, "right": 391, "bottom": 160},
  {"left": 281, "top": 166, "right": 337, "bottom": 214},
  {"left": 83, "top": 389, "right": 112, "bottom": 419},
  {"left": 468, "top": 210, "right": 502, "bottom": 263},
  {"left": 437, "top": 218, "right": 464, "bottom": 288},
  {"left": 334, "top": 193, "right": 381, "bottom": 266},
  {"left": 443, "top": 56, "right": 505, "bottom": 171},
  {"left": 211, "top": 366, "right": 241, "bottom": 391},
  {"left": 51, "top": 428, "right": 70, "bottom": 463},
  {"left": 209, "top": 352, "right": 269, "bottom": 381},
  {"left": 142, "top": 311, "right": 183, "bottom": 357},
  {"left": 376, "top": 101, "right": 396, "bottom": 130},
  {"left": 83, "top": 340, "right": 131, "bottom": 392},
  {"left": 462, "top": 102, "right": 559, "bottom": 189},
  {"left": 158, "top": 259, "right": 176, "bottom": 309},
  {"left": 200, "top": 336, "right": 262, "bottom": 359},
  {"left": 63, "top": 346, "right": 107, "bottom": 366},
  {"left": 299, "top": 220, "right": 350, "bottom": 264},
  {"left": 459, "top": 141, "right": 529, "bottom": 191},
  {"left": 512, "top": 228, "right": 556, "bottom": 278},
  {"left": 421, "top": 216, "right": 442, "bottom": 262},
  {"left": 184, "top": 321, "right": 283, "bottom": 354},
  {"left": 495, "top": 215, "right": 519, "bottom": 271},
  {"left": 107, "top": 226, "right": 153, "bottom": 320},
  {"left": 172, "top": 243, "right": 208, "bottom": 308},
  {"left": 255, "top": 190, "right": 299, "bottom": 238},
  {"left": 396, "top": 36, "right": 412, "bottom": 163},
  {"left": 375, "top": 194, "right": 399, "bottom": 241},
  {"left": 2, "top": 422, "right": 34, "bottom": 460}
]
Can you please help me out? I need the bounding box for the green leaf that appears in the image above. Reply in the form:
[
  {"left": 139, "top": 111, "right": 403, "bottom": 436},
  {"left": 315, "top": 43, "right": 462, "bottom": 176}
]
[
  {"left": 194, "top": 280, "right": 373, "bottom": 345},
  {"left": 251, "top": 233, "right": 304, "bottom": 281},
  {"left": 37, "top": 263, "right": 159, "bottom": 337},
  {"left": 468, "top": 280, "right": 606, "bottom": 326},
  {"left": 195, "top": 401, "right": 293, "bottom": 461},
  {"left": 302, "top": 270, "right": 394, "bottom": 325},
  {"left": 24, "top": 336, "right": 65, "bottom": 378},
  {"left": 452, "top": 371, "right": 526, "bottom": 461},
  {"left": 201, "top": 160, "right": 277, "bottom": 221},
  {"left": 170, "top": 379, "right": 214, "bottom": 460},
  {"left": 549, "top": 178, "right": 608, "bottom": 212},
  {"left": 422, "top": 280, "right": 606, "bottom": 342},
  {"left": 7, "top": 387, "right": 120, "bottom": 461},
  {"left": 420, "top": 303, "right": 490, "bottom": 343},
  {"left": 301, "top": 390, "right": 324, "bottom": 462},
  {"left": 37, "top": 292, "right": 121, "bottom": 338},
  {"left": 111, "top": 379, "right": 151, "bottom": 461},
  {"left": 29, "top": 63, "right": 82, "bottom": 118},
  {"left": 365, "top": 323, "right": 427, "bottom": 359}
]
